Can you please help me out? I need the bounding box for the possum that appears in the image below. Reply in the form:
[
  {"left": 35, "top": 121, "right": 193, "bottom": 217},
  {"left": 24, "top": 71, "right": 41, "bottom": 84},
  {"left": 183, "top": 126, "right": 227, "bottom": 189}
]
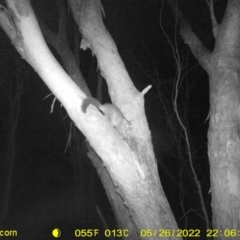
[{"left": 82, "top": 97, "right": 132, "bottom": 132}]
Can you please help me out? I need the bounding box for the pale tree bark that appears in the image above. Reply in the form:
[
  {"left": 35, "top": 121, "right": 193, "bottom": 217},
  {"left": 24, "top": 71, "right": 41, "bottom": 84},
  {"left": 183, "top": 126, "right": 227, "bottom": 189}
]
[
  {"left": 37, "top": 0, "right": 90, "bottom": 96},
  {"left": 0, "top": 0, "right": 179, "bottom": 239},
  {"left": 168, "top": 0, "right": 240, "bottom": 232}
]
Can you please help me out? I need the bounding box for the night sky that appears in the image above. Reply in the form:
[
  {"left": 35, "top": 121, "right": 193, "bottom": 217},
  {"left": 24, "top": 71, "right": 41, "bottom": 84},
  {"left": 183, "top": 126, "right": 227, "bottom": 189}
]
[{"left": 0, "top": 0, "right": 227, "bottom": 239}]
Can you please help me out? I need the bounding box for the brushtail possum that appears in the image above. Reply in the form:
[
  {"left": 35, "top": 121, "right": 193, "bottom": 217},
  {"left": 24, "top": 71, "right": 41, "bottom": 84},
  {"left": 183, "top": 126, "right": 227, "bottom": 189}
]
[{"left": 82, "top": 97, "right": 132, "bottom": 131}]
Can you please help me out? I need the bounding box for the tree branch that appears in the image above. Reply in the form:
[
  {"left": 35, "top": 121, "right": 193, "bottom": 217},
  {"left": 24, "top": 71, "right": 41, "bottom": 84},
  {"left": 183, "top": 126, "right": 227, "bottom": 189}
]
[
  {"left": 209, "top": 0, "right": 218, "bottom": 38},
  {"left": 167, "top": 0, "right": 212, "bottom": 73}
]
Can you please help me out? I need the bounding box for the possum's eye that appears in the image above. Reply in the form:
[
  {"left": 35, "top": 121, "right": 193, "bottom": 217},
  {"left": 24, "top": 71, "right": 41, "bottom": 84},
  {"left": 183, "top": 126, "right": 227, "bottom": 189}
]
[{"left": 125, "top": 120, "right": 133, "bottom": 131}]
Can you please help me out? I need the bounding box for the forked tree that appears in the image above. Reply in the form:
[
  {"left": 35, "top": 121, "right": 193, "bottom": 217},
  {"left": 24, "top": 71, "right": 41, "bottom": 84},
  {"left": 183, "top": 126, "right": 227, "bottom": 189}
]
[
  {"left": 167, "top": 0, "right": 240, "bottom": 233},
  {"left": 0, "top": 0, "right": 179, "bottom": 239}
]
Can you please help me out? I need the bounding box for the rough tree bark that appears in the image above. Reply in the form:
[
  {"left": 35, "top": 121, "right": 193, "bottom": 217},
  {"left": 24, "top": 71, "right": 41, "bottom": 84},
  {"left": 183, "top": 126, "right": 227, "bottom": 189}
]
[{"left": 168, "top": 0, "right": 240, "bottom": 232}]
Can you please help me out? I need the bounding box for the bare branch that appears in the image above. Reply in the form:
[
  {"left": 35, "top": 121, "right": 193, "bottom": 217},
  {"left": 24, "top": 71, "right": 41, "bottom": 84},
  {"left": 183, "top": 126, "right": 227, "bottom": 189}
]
[
  {"left": 38, "top": 16, "right": 90, "bottom": 95},
  {"left": 167, "top": 0, "right": 212, "bottom": 73},
  {"left": 209, "top": 0, "right": 218, "bottom": 38}
]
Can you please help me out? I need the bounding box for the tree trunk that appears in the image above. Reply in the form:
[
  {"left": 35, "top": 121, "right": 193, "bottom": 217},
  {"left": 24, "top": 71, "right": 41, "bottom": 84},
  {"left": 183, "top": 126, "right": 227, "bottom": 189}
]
[
  {"left": 0, "top": 0, "right": 179, "bottom": 239},
  {"left": 168, "top": 0, "right": 240, "bottom": 232},
  {"left": 208, "top": 56, "right": 240, "bottom": 229}
]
